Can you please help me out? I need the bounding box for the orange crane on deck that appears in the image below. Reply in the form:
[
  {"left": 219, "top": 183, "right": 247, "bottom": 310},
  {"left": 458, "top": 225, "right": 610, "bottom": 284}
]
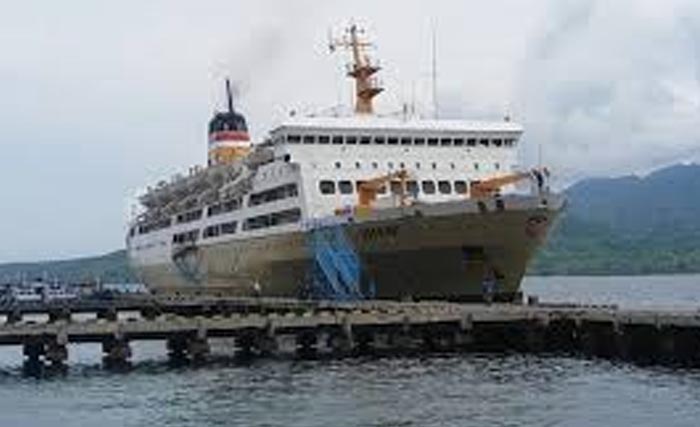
[
  {"left": 357, "top": 170, "right": 410, "bottom": 210},
  {"left": 469, "top": 168, "right": 548, "bottom": 199}
]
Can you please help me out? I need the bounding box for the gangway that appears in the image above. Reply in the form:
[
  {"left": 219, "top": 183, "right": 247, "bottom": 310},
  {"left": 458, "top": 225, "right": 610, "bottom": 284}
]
[{"left": 306, "top": 224, "right": 375, "bottom": 301}]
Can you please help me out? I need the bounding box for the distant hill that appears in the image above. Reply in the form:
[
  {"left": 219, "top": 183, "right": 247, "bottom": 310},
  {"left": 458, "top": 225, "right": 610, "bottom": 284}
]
[
  {"left": 0, "top": 250, "right": 135, "bottom": 284},
  {"left": 530, "top": 163, "right": 700, "bottom": 275},
  {"left": 1, "top": 163, "right": 698, "bottom": 281}
]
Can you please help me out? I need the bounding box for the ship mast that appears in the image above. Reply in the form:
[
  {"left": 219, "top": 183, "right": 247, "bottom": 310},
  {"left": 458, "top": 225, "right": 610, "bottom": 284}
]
[{"left": 330, "top": 24, "right": 383, "bottom": 115}]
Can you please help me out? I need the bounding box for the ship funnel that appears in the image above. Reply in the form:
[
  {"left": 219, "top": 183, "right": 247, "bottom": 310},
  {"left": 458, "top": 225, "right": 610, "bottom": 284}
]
[{"left": 207, "top": 78, "right": 251, "bottom": 166}]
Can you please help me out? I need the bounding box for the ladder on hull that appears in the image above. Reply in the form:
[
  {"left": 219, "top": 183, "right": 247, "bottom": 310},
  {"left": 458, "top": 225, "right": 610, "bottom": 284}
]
[{"left": 306, "top": 224, "right": 375, "bottom": 301}]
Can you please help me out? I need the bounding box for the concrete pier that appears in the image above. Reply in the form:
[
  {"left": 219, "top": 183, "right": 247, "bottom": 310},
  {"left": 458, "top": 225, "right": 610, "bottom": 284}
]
[{"left": 1, "top": 299, "right": 700, "bottom": 374}]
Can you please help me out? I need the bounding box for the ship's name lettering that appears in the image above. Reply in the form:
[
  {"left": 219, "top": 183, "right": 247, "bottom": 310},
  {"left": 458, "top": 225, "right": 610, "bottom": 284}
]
[{"left": 362, "top": 225, "right": 399, "bottom": 241}]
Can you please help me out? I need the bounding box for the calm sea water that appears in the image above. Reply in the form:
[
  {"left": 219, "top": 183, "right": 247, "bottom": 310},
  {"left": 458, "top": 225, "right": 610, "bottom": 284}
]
[{"left": 0, "top": 275, "right": 699, "bottom": 427}]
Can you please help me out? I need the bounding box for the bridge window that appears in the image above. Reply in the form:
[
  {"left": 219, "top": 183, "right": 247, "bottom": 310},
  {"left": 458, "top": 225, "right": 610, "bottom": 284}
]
[
  {"left": 454, "top": 138, "right": 465, "bottom": 146},
  {"left": 332, "top": 135, "right": 343, "bottom": 145},
  {"left": 339, "top": 180, "right": 354, "bottom": 194},
  {"left": 440, "top": 138, "right": 452, "bottom": 146},
  {"left": 303, "top": 135, "right": 315, "bottom": 144},
  {"left": 319, "top": 180, "right": 335, "bottom": 195},
  {"left": 493, "top": 139, "right": 503, "bottom": 147},
  {"left": 287, "top": 135, "right": 301, "bottom": 144},
  {"left": 422, "top": 180, "right": 436, "bottom": 194},
  {"left": 401, "top": 137, "right": 411, "bottom": 145},
  {"left": 505, "top": 138, "right": 515, "bottom": 147},
  {"left": 467, "top": 138, "right": 476, "bottom": 147},
  {"left": 454, "top": 180, "right": 467, "bottom": 194},
  {"left": 479, "top": 138, "right": 489, "bottom": 147},
  {"left": 438, "top": 180, "right": 452, "bottom": 194},
  {"left": 374, "top": 136, "right": 385, "bottom": 145},
  {"left": 427, "top": 138, "right": 438, "bottom": 146},
  {"left": 388, "top": 137, "right": 399, "bottom": 145},
  {"left": 414, "top": 138, "right": 425, "bottom": 146},
  {"left": 318, "top": 135, "right": 330, "bottom": 144},
  {"left": 360, "top": 136, "right": 371, "bottom": 145},
  {"left": 346, "top": 136, "right": 357, "bottom": 145}
]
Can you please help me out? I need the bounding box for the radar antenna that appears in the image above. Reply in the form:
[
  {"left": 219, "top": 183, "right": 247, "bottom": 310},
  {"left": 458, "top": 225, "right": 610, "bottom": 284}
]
[{"left": 329, "top": 24, "right": 383, "bottom": 115}]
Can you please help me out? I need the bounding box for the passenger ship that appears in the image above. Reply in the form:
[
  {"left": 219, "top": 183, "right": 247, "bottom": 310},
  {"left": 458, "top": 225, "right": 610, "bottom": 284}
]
[{"left": 126, "top": 25, "right": 564, "bottom": 302}]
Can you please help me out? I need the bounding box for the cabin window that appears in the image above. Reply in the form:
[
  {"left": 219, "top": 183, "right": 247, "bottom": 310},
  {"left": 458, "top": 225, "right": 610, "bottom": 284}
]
[
  {"left": 467, "top": 138, "right": 476, "bottom": 147},
  {"left": 339, "top": 180, "right": 354, "bottom": 194},
  {"left": 493, "top": 139, "right": 503, "bottom": 147},
  {"left": 494, "top": 162, "right": 500, "bottom": 170},
  {"left": 388, "top": 162, "right": 394, "bottom": 169},
  {"left": 450, "top": 163, "right": 455, "bottom": 169},
  {"left": 355, "top": 161, "right": 361, "bottom": 169},
  {"left": 415, "top": 162, "right": 421, "bottom": 169},
  {"left": 399, "top": 162, "right": 405, "bottom": 169},
  {"left": 248, "top": 183, "right": 298, "bottom": 207},
  {"left": 454, "top": 138, "right": 465, "bottom": 146},
  {"left": 303, "top": 135, "right": 315, "bottom": 144},
  {"left": 400, "top": 137, "right": 411, "bottom": 146},
  {"left": 438, "top": 180, "right": 452, "bottom": 194},
  {"left": 479, "top": 138, "right": 489, "bottom": 146},
  {"left": 422, "top": 180, "right": 436, "bottom": 194},
  {"left": 176, "top": 209, "right": 203, "bottom": 224},
  {"left": 388, "top": 137, "right": 399, "bottom": 145},
  {"left": 221, "top": 221, "right": 237, "bottom": 235},
  {"left": 390, "top": 181, "right": 403, "bottom": 195},
  {"left": 346, "top": 136, "right": 357, "bottom": 145},
  {"left": 454, "top": 180, "right": 467, "bottom": 194},
  {"left": 332, "top": 135, "right": 343, "bottom": 145},
  {"left": 374, "top": 136, "right": 385, "bottom": 145},
  {"left": 406, "top": 180, "right": 419, "bottom": 195},
  {"left": 287, "top": 135, "right": 301, "bottom": 144},
  {"left": 360, "top": 136, "right": 371, "bottom": 145},
  {"left": 204, "top": 225, "right": 221, "bottom": 239},
  {"left": 335, "top": 162, "right": 341, "bottom": 169},
  {"left": 355, "top": 181, "right": 366, "bottom": 192},
  {"left": 319, "top": 180, "right": 335, "bottom": 195},
  {"left": 372, "top": 161, "right": 378, "bottom": 169},
  {"left": 474, "top": 163, "right": 480, "bottom": 171},
  {"left": 270, "top": 208, "right": 302, "bottom": 226},
  {"left": 318, "top": 135, "right": 330, "bottom": 144},
  {"left": 440, "top": 138, "right": 452, "bottom": 146},
  {"left": 414, "top": 138, "right": 425, "bottom": 146},
  {"left": 427, "top": 138, "right": 438, "bottom": 146},
  {"left": 432, "top": 162, "right": 437, "bottom": 170}
]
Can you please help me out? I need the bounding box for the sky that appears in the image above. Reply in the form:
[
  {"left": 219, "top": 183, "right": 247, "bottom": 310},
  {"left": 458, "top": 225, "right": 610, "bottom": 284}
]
[{"left": 0, "top": 0, "right": 699, "bottom": 262}]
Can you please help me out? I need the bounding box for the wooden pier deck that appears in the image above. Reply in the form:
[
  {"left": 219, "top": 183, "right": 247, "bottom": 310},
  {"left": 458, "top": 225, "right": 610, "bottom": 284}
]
[{"left": 1, "top": 298, "right": 699, "bottom": 373}]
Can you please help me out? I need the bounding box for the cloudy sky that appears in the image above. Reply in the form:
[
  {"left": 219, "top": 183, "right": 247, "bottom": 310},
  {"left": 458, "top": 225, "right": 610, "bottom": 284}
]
[{"left": 0, "top": 0, "right": 699, "bottom": 262}]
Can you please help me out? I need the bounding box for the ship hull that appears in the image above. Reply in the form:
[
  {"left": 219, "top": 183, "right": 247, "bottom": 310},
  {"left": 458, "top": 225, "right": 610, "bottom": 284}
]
[{"left": 129, "top": 194, "right": 563, "bottom": 301}]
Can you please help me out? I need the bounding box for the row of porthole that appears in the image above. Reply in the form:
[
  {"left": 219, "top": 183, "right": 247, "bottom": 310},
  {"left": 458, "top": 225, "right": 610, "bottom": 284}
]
[
  {"left": 333, "top": 161, "right": 500, "bottom": 172},
  {"left": 319, "top": 179, "right": 470, "bottom": 196},
  {"left": 284, "top": 134, "right": 516, "bottom": 148}
]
